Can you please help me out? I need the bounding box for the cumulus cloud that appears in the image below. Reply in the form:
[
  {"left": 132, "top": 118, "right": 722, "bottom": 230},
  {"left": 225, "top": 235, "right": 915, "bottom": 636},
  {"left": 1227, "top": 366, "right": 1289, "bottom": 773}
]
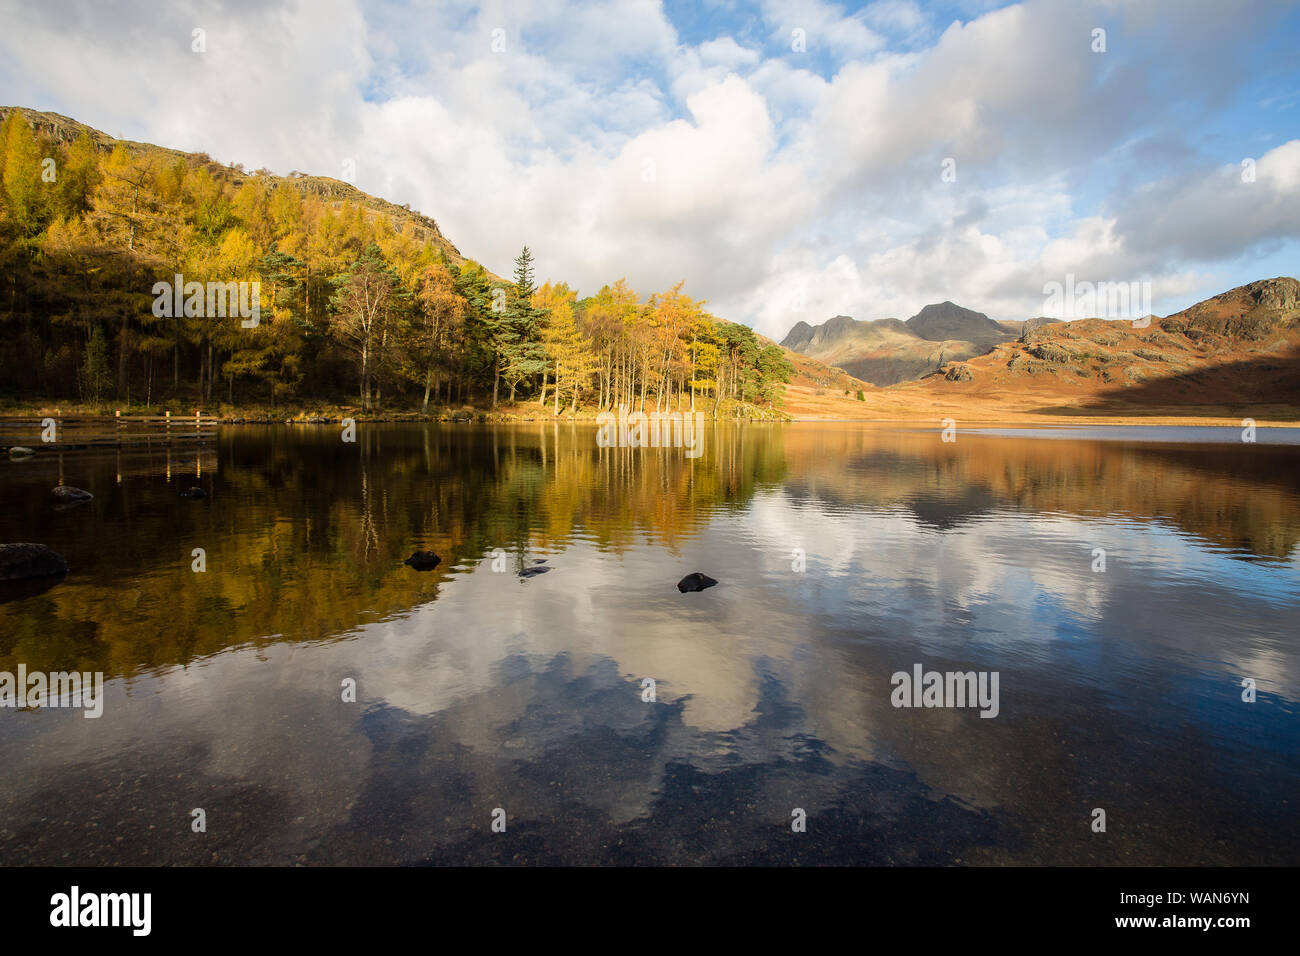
[{"left": 1, "top": 0, "right": 1297, "bottom": 336}]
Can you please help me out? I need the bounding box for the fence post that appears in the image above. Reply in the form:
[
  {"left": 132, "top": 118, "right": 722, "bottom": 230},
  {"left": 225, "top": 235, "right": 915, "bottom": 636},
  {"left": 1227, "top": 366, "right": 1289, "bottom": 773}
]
[
  {"left": 115, "top": 409, "right": 122, "bottom": 445},
  {"left": 166, "top": 410, "right": 171, "bottom": 442}
]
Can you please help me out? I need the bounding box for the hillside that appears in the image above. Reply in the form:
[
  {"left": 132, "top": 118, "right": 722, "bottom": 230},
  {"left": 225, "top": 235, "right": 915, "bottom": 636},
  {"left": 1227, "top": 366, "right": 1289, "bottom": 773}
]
[
  {"left": 0, "top": 106, "right": 797, "bottom": 417},
  {"left": 753, "top": 329, "right": 875, "bottom": 418},
  {"left": 0, "top": 106, "right": 477, "bottom": 273},
  {"left": 904, "top": 277, "right": 1300, "bottom": 416},
  {"left": 780, "top": 301, "right": 1014, "bottom": 385}
]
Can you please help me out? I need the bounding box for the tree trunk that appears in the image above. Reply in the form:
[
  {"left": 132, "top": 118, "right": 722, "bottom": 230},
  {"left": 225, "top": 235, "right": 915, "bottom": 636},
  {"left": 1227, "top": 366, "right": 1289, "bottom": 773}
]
[
  {"left": 361, "top": 340, "right": 370, "bottom": 411},
  {"left": 117, "top": 308, "right": 130, "bottom": 399}
]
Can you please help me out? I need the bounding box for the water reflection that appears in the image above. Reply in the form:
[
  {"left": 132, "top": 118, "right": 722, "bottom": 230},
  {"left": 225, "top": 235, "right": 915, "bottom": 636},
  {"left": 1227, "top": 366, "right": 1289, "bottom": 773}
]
[{"left": 0, "top": 424, "right": 1296, "bottom": 864}]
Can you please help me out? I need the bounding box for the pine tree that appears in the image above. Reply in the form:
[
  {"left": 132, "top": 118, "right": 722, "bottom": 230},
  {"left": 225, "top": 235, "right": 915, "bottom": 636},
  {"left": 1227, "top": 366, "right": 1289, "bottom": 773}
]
[{"left": 498, "top": 246, "right": 547, "bottom": 403}]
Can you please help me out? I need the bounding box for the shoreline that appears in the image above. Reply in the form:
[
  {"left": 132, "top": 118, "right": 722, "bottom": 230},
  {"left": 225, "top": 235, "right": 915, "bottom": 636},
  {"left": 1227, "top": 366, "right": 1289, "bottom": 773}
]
[{"left": 3, "top": 401, "right": 1299, "bottom": 430}]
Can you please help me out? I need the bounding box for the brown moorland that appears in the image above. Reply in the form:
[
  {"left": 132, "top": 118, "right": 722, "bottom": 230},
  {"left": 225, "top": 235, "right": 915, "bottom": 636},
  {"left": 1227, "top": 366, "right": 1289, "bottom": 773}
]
[{"left": 782, "top": 277, "right": 1300, "bottom": 426}]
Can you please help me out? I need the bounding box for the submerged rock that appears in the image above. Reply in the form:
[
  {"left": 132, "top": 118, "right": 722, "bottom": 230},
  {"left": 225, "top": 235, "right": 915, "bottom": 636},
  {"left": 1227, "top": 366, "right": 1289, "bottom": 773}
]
[
  {"left": 51, "top": 485, "right": 93, "bottom": 503},
  {"left": 404, "top": 550, "right": 441, "bottom": 570},
  {"left": 518, "top": 566, "right": 550, "bottom": 578},
  {"left": 677, "top": 572, "right": 717, "bottom": 593},
  {"left": 0, "top": 543, "right": 69, "bottom": 581},
  {"left": 178, "top": 487, "right": 206, "bottom": 499}
]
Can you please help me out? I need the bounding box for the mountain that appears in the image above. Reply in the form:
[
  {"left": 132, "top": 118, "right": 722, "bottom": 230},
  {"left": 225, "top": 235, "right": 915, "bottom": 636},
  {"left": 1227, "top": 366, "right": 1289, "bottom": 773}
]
[
  {"left": 920, "top": 277, "right": 1300, "bottom": 406},
  {"left": 905, "top": 301, "right": 1008, "bottom": 348},
  {"left": 779, "top": 302, "right": 1014, "bottom": 386},
  {"left": 779, "top": 314, "right": 910, "bottom": 354}
]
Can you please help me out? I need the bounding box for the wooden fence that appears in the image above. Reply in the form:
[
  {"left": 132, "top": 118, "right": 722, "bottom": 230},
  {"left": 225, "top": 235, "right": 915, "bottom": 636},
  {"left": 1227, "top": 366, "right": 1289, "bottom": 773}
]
[{"left": 1, "top": 411, "right": 219, "bottom": 449}]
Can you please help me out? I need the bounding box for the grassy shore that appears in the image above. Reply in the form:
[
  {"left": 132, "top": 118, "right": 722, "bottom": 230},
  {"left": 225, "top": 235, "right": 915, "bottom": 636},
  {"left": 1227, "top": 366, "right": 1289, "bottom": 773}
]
[
  {"left": 781, "top": 383, "right": 1300, "bottom": 427},
  {"left": 0, "top": 397, "right": 792, "bottom": 424},
  {"left": 4, "top": 389, "right": 1299, "bottom": 428}
]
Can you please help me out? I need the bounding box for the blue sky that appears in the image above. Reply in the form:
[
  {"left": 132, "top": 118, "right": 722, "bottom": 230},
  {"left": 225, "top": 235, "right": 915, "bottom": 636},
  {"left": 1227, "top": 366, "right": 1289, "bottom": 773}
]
[{"left": 1, "top": 0, "right": 1298, "bottom": 337}]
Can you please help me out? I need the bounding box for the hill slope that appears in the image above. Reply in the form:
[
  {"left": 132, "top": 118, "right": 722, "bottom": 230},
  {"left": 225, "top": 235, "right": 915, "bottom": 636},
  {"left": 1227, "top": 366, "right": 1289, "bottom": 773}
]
[
  {"left": 913, "top": 277, "right": 1300, "bottom": 411},
  {"left": 0, "top": 106, "right": 476, "bottom": 271}
]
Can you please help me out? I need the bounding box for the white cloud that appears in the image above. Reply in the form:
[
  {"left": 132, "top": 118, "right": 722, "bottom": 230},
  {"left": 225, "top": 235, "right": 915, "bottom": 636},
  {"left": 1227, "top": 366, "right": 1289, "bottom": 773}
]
[{"left": 0, "top": 0, "right": 1297, "bottom": 337}]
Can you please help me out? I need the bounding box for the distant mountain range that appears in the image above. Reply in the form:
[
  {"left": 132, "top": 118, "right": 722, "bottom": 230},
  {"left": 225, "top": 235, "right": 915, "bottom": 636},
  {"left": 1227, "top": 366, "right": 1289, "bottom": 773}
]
[
  {"left": 780, "top": 302, "right": 1062, "bottom": 385},
  {"left": 916, "top": 277, "right": 1300, "bottom": 406}
]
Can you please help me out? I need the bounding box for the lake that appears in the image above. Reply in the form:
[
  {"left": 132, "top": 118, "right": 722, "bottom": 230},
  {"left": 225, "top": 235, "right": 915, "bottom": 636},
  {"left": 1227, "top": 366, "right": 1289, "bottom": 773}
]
[{"left": 1, "top": 422, "right": 1297, "bottom": 865}]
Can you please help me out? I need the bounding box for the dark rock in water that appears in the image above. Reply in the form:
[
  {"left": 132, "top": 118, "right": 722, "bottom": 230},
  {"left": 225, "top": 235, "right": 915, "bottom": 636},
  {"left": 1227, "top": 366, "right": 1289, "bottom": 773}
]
[
  {"left": 51, "top": 485, "right": 93, "bottom": 502},
  {"left": 404, "top": 550, "right": 441, "bottom": 570},
  {"left": 677, "top": 572, "right": 717, "bottom": 593},
  {"left": 8, "top": 446, "right": 35, "bottom": 458},
  {"left": 0, "top": 543, "right": 69, "bottom": 581},
  {"left": 533, "top": 558, "right": 548, "bottom": 564},
  {"left": 518, "top": 566, "right": 550, "bottom": 578},
  {"left": 178, "top": 487, "right": 206, "bottom": 499}
]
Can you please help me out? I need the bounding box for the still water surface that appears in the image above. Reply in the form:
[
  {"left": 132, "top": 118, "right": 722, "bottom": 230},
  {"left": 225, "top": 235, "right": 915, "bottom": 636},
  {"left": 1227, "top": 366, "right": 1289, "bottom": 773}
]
[{"left": 1, "top": 423, "right": 1296, "bottom": 864}]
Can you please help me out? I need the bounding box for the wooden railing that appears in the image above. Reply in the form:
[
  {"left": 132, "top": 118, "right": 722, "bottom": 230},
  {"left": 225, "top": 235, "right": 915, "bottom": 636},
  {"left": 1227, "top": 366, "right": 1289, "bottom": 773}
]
[{"left": 1, "top": 411, "right": 219, "bottom": 448}]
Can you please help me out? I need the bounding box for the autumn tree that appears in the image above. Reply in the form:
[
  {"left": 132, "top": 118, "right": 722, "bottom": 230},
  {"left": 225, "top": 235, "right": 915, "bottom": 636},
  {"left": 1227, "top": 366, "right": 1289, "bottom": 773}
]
[
  {"left": 408, "top": 260, "right": 469, "bottom": 412},
  {"left": 330, "top": 241, "right": 401, "bottom": 410},
  {"left": 535, "top": 281, "right": 592, "bottom": 414}
]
